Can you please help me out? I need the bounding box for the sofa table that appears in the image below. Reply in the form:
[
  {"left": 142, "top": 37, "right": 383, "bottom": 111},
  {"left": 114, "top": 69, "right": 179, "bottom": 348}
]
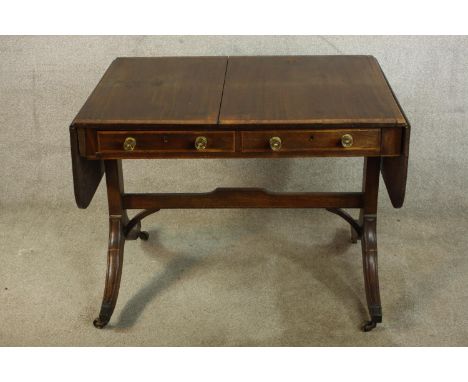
[{"left": 70, "top": 56, "right": 410, "bottom": 332}]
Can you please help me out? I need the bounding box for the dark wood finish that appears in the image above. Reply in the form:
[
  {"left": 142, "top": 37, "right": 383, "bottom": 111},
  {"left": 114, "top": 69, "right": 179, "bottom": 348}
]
[
  {"left": 93, "top": 160, "right": 149, "bottom": 329},
  {"left": 73, "top": 57, "right": 227, "bottom": 126},
  {"left": 77, "top": 127, "right": 405, "bottom": 159},
  {"left": 97, "top": 130, "right": 235, "bottom": 154},
  {"left": 69, "top": 56, "right": 410, "bottom": 332},
  {"left": 70, "top": 56, "right": 407, "bottom": 211},
  {"left": 380, "top": 127, "right": 402, "bottom": 156},
  {"left": 93, "top": 160, "right": 126, "bottom": 328},
  {"left": 123, "top": 189, "right": 363, "bottom": 210},
  {"left": 377, "top": 58, "right": 411, "bottom": 208},
  {"left": 241, "top": 129, "right": 380, "bottom": 154},
  {"left": 69, "top": 125, "right": 104, "bottom": 208},
  {"left": 220, "top": 56, "right": 406, "bottom": 127},
  {"left": 381, "top": 126, "right": 410, "bottom": 208},
  {"left": 381, "top": 121, "right": 411, "bottom": 208},
  {"left": 360, "top": 157, "right": 382, "bottom": 331}
]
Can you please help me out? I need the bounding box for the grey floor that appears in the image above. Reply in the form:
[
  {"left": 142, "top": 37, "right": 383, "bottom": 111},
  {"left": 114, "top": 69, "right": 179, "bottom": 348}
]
[{"left": 1, "top": 203, "right": 467, "bottom": 346}]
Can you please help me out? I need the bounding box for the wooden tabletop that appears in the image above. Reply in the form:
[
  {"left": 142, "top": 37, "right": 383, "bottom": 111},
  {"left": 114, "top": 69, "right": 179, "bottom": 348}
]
[
  {"left": 73, "top": 57, "right": 227, "bottom": 125},
  {"left": 73, "top": 56, "right": 406, "bottom": 129},
  {"left": 220, "top": 56, "right": 406, "bottom": 127}
]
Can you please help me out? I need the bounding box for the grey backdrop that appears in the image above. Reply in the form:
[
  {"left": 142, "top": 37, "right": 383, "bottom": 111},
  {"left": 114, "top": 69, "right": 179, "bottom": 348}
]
[{"left": 1, "top": 36, "right": 467, "bottom": 346}]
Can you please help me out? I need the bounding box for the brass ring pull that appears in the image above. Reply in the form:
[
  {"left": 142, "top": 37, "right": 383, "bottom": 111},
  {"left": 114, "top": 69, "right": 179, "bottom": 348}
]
[
  {"left": 341, "top": 134, "right": 353, "bottom": 148},
  {"left": 269, "top": 136, "right": 282, "bottom": 151},
  {"left": 195, "top": 136, "right": 208, "bottom": 150},
  {"left": 123, "top": 137, "right": 136, "bottom": 151}
]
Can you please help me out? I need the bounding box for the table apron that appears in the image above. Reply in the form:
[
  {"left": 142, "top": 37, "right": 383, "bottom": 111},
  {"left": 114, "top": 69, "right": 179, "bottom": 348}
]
[{"left": 77, "top": 127, "right": 404, "bottom": 158}]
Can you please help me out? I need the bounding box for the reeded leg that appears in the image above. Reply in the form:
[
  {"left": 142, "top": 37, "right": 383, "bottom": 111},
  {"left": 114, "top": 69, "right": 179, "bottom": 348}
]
[
  {"left": 359, "top": 157, "right": 382, "bottom": 332},
  {"left": 93, "top": 160, "right": 126, "bottom": 329},
  {"left": 360, "top": 215, "right": 382, "bottom": 331},
  {"left": 93, "top": 217, "right": 125, "bottom": 328},
  {"left": 93, "top": 161, "right": 158, "bottom": 328}
]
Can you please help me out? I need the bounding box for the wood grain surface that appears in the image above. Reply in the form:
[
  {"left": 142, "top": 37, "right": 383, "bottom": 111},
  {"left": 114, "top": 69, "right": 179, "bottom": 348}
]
[
  {"left": 72, "top": 56, "right": 407, "bottom": 129},
  {"left": 73, "top": 57, "right": 228, "bottom": 126},
  {"left": 219, "top": 55, "right": 406, "bottom": 127}
]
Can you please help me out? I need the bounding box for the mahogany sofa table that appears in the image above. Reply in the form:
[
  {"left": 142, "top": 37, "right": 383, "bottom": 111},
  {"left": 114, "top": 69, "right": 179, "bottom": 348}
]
[{"left": 70, "top": 56, "right": 410, "bottom": 332}]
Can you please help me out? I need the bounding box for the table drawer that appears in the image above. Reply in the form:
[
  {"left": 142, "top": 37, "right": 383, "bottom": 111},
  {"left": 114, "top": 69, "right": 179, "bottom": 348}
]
[
  {"left": 241, "top": 129, "right": 381, "bottom": 154},
  {"left": 97, "top": 131, "right": 235, "bottom": 154}
]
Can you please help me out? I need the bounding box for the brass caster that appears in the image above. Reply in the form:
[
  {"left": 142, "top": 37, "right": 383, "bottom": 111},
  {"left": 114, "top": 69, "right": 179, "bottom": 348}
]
[
  {"left": 361, "top": 317, "right": 381, "bottom": 332},
  {"left": 361, "top": 321, "right": 376, "bottom": 332},
  {"left": 93, "top": 317, "right": 109, "bottom": 329},
  {"left": 138, "top": 231, "right": 149, "bottom": 241}
]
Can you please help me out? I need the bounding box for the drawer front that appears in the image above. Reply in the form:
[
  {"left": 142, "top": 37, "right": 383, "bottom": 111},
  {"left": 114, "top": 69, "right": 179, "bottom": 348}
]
[
  {"left": 241, "top": 129, "right": 381, "bottom": 154},
  {"left": 97, "top": 131, "right": 235, "bottom": 154}
]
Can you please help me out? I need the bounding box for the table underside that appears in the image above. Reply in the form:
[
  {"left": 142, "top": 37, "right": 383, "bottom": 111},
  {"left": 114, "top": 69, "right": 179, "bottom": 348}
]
[{"left": 89, "top": 157, "right": 383, "bottom": 333}]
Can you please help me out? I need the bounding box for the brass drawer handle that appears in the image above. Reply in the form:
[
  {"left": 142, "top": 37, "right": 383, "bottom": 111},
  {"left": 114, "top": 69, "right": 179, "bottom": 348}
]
[
  {"left": 195, "top": 136, "right": 208, "bottom": 150},
  {"left": 269, "top": 136, "right": 282, "bottom": 151},
  {"left": 123, "top": 137, "right": 136, "bottom": 151},
  {"left": 341, "top": 134, "right": 353, "bottom": 148}
]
